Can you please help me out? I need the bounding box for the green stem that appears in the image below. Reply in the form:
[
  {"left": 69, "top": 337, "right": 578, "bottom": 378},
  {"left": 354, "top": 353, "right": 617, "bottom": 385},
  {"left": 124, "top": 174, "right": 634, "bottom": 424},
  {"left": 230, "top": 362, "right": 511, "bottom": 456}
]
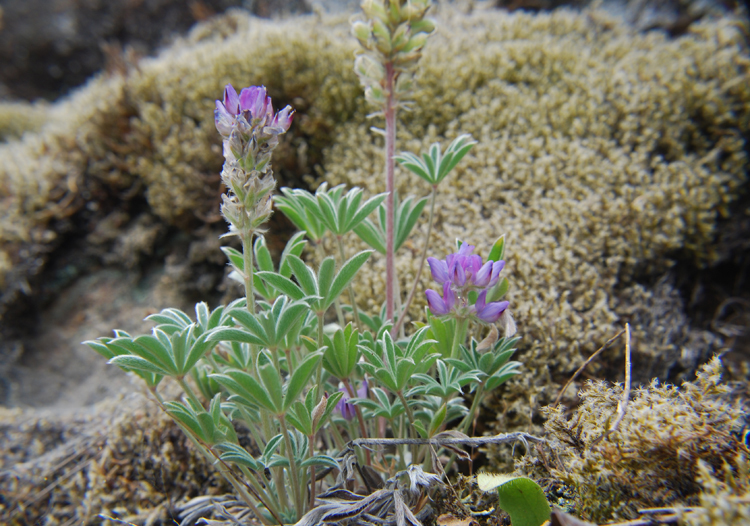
[
  {"left": 242, "top": 229, "right": 256, "bottom": 314},
  {"left": 396, "top": 390, "right": 418, "bottom": 462},
  {"left": 336, "top": 236, "right": 363, "bottom": 332},
  {"left": 333, "top": 298, "right": 346, "bottom": 327},
  {"left": 342, "top": 377, "right": 371, "bottom": 465},
  {"left": 393, "top": 185, "right": 437, "bottom": 336},
  {"left": 315, "top": 311, "right": 325, "bottom": 389},
  {"left": 451, "top": 317, "right": 470, "bottom": 360},
  {"left": 177, "top": 377, "right": 203, "bottom": 408},
  {"left": 280, "top": 416, "right": 304, "bottom": 519},
  {"left": 461, "top": 384, "right": 485, "bottom": 435}
]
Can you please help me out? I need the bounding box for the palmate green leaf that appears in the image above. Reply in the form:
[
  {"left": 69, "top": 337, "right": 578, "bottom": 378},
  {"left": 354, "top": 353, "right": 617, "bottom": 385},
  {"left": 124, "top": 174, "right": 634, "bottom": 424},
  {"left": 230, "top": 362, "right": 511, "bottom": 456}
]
[
  {"left": 164, "top": 401, "right": 206, "bottom": 441},
  {"left": 279, "top": 232, "right": 308, "bottom": 278},
  {"left": 300, "top": 455, "right": 340, "bottom": 470},
  {"left": 477, "top": 474, "right": 551, "bottom": 526},
  {"left": 109, "top": 355, "right": 170, "bottom": 375},
  {"left": 485, "top": 361, "right": 522, "bottom": 391},
  {"left": 425, "top": 314, "right": 454, "bottom": 358},
  {"left": 437, "top": 134, "right": 477, "bottom": 181},
  {"left": 258, "top": 355, "right": 283, "bottom": 414},
  {"left": 395, "top": 195, "right": 428, "bottom": 251},
  {"left": 221, "top": 246, "right": 245, "bottom": 273},
  {"left": 262, "top": 434, "right": 286, "bottom": 463},
  {"left": 254, "top": 236, "right": 274, "bottom": 272},
  {"left": 215, "top": 442, "right": 263, "bottom": 471},
  {"left": 284, "top": 351, "right": 324, "bottom": 411},
  {"left": 352, "top": 192, "right": 425, "bottom": 254},
  {"left": 275, "top": 189, "right": 327, "bottom": 242},
  {"left": 286, "top": 401, "right": 313, "bottom": 435},
  {"left": 353, "top": 219, "right": 386, "bottom": 254},
  {"left": 326, "top": 250, "right": 372, "bottom": 307},
  {"left": 427, "top": 403, "right": 447, "bottom": 437},
  {"left": 393, "top": 151, "right": 431, "bottom": 182},
  {"left": 323, "top": 323, "right": 359, "bottom": 379},
  {"left": 119, "top": 334, "right": 178, "bottom": 376},
  {"left": 255, "top": 272, "right": 305, "bottom": 301},
  {"left": 208, "top": 327, "right": 265, "bottom": 346},
  {"left": 84, "top": 338, "right": 119, "bottom": 360},
  {"left": 210, "top": 369, "right": 277, "bottom": 413},
  {"left": 145, "top": 308, "right": 193, "bottom": 330},
  {"left": 287, "top": 256, "right": 319, "bottom": 297},
  {"left": 396, "top": 134, "right": 476, "bottom": 186},
  {"left": 183, "top": 332, "right": 215, "bottom": 377},
  {"left": 347, "top": 193, "right": 386, "bottom": 231},
  {"left": 316, "top": 257, "right": 336, "bottom": 304}
]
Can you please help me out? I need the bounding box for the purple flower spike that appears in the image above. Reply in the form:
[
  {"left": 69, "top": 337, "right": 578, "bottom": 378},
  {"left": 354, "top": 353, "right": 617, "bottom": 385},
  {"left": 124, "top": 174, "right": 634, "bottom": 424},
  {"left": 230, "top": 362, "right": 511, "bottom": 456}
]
[
  {"left": 427, "top": 257, "right": 450, "bottom": 283},
  {"left": 473, "top": 290, "right": 509, "bottom": 323}
]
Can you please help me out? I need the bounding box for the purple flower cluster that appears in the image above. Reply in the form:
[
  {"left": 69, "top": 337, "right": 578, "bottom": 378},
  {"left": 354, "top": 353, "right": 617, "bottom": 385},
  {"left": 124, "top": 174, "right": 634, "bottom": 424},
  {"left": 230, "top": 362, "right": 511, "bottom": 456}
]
[
  {"left": 425, "top": 244, "right": 509, "bottom": 323},
  {"left": 215, "top": 85, "right": 294, "bottom": 138}
]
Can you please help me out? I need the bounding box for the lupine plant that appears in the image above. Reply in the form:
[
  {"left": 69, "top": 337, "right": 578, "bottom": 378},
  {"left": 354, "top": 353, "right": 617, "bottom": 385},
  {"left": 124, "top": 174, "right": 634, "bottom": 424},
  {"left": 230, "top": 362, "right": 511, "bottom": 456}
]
[{"left": 85, "top": 2, "right": 536, "bottom": 525}]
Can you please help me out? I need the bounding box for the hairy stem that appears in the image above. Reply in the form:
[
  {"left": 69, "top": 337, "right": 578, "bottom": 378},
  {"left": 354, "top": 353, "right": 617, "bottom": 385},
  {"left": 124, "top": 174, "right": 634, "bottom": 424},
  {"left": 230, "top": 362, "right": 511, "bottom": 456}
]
[
  {"left": 450, "top": 317, "right": 470, "bottom": 360},
  {"left": 342, "top": 377, "right": 371, "bottom": 465},
  {"left": 393, "top": 185, "right": 437, "bottom": 335},
  {"left": 336, "top": 236, "right": 363, "bottom": 332},
  {"left": 242, "top": 229, "right": 256, "bottom": 314},
  {"left": 280, "top": 416, "right": 304, "bottom": 519},
  {"left": 384, "top": 60, "right": 397, "bottom": 323},
  {"left": 460, "top": 384, "right": 485, "bottom": 435}
]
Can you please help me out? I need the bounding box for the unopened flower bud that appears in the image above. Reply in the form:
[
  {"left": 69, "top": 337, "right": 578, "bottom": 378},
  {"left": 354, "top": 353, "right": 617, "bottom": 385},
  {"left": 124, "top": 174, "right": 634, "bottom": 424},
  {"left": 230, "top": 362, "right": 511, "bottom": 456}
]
[
  {"left": 390, "top": 22, "right": 410, "bottom": 52},
  {"left": 352, "top": 21, "right": 372, "bottom": 44},
  {"left": 311, "top": 393, "right": 328, "bottom": 431},
  {"left": 402, "top": 32, "right": 429, "bottom": 53},
  {"left": 410, "top": 18, "right": 435, "bottom": 34},
  {"left": 361, "top": 0, "right": 388, "bottom": 24},
  {"left": 372, "top": 18, "right": 392, "bottom": 55}
]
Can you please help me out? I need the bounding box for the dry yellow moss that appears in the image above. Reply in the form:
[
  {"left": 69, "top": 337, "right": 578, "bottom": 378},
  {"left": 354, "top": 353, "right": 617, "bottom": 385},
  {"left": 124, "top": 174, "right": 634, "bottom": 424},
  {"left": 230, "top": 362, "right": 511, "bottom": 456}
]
[{"left": 531, "top": 357, "right": 747, "bottom": 522}]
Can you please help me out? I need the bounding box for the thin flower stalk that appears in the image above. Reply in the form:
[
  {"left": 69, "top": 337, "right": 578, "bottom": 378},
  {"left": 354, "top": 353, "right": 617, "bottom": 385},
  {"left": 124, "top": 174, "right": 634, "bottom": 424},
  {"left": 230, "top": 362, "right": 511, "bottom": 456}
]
[{"left": 393, "top": 184, "right": 437, "bottom": 335}]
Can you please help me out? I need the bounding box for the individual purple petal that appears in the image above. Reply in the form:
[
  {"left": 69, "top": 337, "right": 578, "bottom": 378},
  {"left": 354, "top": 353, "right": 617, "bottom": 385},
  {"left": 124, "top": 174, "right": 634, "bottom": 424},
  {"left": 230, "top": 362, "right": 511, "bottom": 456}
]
[
  {"left": 466, "top": 254, "right": 483, "bottom": 275},
  {"left": 428, "top": 257, "right": 450, "bottom": 284},
  {"left": 426, "top": 289, "right": 450, "bottom": 315},
  {"left": 474, "top": 290, "right": 509, "bottom": 323},
  {"left": 239, "top": 86, "right": 269, "bottom": 120},
  {"left": 336, "top": 391, "right": 356, "bottom": 421},
  {"left": 457, "top": 243, "right": 475, "bottom": 257},
  {"left": 271, "top": 105, "right": 295, "bottom": 132},
  {"left": 215, "top": 100, "right": 235, "bottom": 136},
  {"left": 442, "top": 282, "right": 455, "bottom": 312},
  {"left": 357, "top": 378, "right": 368, "bottom": 399},
  {"left": 489, "top": 260, "right": 505, "bottom": 288},
  {"left": 452, "top": 260, "right": 466, "bottom": 287},
  {"left": 223, "top": 84, "right": 240, "bottom": 115},
  {"left": 474, "top": 261, "right": 494, "bottom": 288}
]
